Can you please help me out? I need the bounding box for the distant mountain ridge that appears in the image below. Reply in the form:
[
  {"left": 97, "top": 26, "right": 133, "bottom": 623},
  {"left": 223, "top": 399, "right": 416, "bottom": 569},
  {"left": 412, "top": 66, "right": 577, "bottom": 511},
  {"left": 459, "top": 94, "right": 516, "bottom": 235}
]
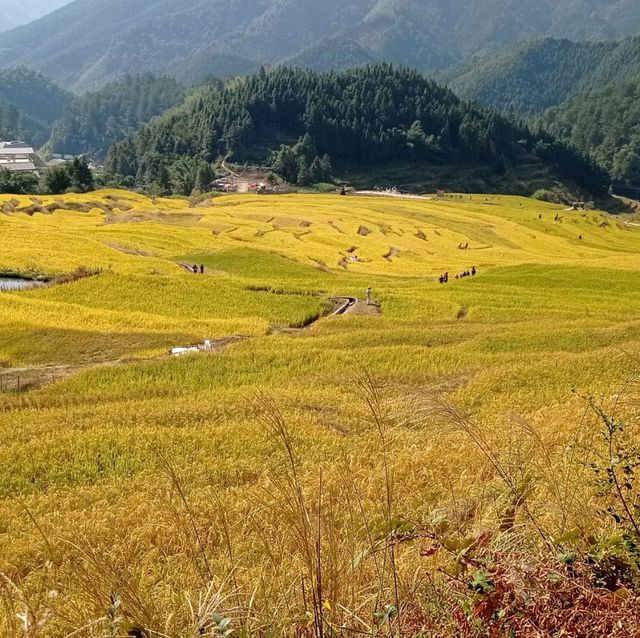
[
  {"left": 442, "top": 35, "right": 640, "bottom": 187},
  {"left": 0, "top": 67, "right": 184, "bottom": 159},
  {"left": 445, "top": 36, "right": 640, "bottom": 116},
  {"left": 2, "top": 0, "right": 640, "bottom": 91}
]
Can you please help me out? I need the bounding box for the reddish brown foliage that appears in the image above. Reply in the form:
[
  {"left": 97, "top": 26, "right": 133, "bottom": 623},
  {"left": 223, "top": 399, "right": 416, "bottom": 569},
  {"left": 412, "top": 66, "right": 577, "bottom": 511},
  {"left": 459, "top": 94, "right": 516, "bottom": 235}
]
[{"left": 434, "top": 558, "right": 640, "bottom": 638}]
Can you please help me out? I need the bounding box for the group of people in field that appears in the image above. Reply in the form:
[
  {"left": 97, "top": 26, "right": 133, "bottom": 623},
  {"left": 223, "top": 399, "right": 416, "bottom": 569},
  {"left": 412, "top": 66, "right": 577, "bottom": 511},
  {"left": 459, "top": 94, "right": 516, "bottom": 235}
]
[
  {"left": 438, "top": 266, "right": 477, "bottom": 284},
  {"left": 191, "top": 264, "right": 205, "bottom": 274}
]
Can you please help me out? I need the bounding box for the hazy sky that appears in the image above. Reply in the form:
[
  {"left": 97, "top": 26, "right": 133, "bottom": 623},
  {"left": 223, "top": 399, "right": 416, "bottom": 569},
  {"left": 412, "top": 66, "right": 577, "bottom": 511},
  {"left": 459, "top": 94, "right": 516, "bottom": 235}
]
[{"left": 0, "top": 0, "right": 73, "bottom": 32}]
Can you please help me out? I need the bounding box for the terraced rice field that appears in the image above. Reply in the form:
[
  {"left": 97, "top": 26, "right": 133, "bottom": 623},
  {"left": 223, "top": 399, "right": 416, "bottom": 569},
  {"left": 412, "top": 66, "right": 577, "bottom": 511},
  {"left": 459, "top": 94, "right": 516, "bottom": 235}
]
[{"left": 1, "top": 190, "right": 639, "bottom": 636}]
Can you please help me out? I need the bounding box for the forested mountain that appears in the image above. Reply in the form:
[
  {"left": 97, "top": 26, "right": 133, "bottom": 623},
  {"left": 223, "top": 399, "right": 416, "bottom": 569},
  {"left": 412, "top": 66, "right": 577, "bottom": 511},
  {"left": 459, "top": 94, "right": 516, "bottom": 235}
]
[
  {"left": 0, "top": 0, "right": 71, "bottom": 32},
  {"left": 0, "top": 100, "right": 45, "bottom": 145},
  {"left": 2, "top": 0, "right": 640, "bottom": 91},
  {"left": 0, "top": 67, "right": 70, "bottom": 124},
  {"left": 0, "top": 67, "right": 72, "bottom": 146},
  {"left": 46, "top": 75, "right": 185, "bottom": 157},
  {"left": 442, "top": 35, "right": 640, "bottom": 187},
  {"left": 104, "top": 65, "right": 608, "bottom": 197},
  {"left": 542, "top": 80, "right": 640, "bottom": 187},
  {"left": 446, "top": 36, "right": 640, "bottom": 117}
]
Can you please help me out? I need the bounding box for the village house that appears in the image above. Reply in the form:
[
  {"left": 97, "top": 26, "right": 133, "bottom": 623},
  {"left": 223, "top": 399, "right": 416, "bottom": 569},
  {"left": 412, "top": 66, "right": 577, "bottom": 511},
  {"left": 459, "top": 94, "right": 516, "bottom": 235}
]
[{"left": 0, "top": 140, "right": 40, "bottom": 176}]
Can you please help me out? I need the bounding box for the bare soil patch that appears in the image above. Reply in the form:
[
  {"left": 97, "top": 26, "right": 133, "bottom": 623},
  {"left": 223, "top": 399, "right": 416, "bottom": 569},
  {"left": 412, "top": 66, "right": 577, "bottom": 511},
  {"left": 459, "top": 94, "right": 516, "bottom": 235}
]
[
  {"left": 105, "top": 210, "right": 203, "bottom": 226},
  {"left": 343, "top": 299, "right": 382, "bottom": 316},
  {"left": 383, "top": 247, "right": 401, "bottom": 261},
  {"left": 104, "top": 242, "right": 155, "bottom": 257}
]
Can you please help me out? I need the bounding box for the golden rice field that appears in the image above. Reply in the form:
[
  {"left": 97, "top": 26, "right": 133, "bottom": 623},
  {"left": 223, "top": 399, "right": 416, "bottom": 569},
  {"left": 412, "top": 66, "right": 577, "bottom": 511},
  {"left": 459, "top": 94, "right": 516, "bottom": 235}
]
[{"left": 1, "top": 190, "right": 640, "bottom": 637}]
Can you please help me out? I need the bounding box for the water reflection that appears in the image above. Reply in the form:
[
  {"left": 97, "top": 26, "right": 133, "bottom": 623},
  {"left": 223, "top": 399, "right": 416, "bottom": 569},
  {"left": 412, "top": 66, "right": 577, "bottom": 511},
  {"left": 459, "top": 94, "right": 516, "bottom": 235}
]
[{"left": 0, "top": 278, "right": 47, "bottom": 291}]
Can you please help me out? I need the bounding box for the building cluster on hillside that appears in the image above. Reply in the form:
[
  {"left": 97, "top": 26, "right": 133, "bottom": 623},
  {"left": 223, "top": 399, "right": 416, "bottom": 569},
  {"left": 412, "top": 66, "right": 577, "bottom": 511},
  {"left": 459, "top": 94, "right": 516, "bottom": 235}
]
[
  {"left": 0, "top": 141, "right": 40, "bottom": 176},
  {"left": 48, "top": 152, "right": 78, "bottom": 167}
]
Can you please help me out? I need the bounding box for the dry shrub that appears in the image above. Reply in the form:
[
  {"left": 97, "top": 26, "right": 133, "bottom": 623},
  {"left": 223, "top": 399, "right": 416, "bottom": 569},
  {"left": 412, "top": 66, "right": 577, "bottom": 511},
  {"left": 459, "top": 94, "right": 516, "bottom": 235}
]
[{"left": 438, "top": 552, "right": 640, "bottom": 638}]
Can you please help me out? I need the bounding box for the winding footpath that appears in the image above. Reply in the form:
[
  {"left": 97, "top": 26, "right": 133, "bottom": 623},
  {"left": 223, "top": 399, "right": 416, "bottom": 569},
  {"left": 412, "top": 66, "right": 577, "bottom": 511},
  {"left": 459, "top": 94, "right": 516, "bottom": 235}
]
[{"left": 0, "top": 295, "right": 379, "bottom": 395}]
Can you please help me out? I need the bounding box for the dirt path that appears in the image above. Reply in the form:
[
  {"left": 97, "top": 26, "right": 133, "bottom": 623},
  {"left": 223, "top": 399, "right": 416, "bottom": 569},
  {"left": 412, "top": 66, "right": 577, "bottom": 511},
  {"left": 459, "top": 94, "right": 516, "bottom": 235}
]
[
  {"left": 355, "top": 190, "right": 434, "bottom": 201},
  {"left": 104, "top": 242, "right": 155, "bottom": 257},
  {"left": 0, "top": 359, "right": 130, "bottom": 393},
  {"left": 0, "top": 297, "right": 379, "bottom": 394},
  {"left": 342, "top": 299, "right": 382, "bottom": 316},
  {"left": 177, "top": 262, "right": 215, "bottom": 274},
  {"left": 330, "top": 297, "right": 357, "bottom": 315},
  {"left": 221, "top": 158, "right": 254, "bottom": 193},
  {"left": 0, "top": 336, "right": 252, "bottom": 393}
]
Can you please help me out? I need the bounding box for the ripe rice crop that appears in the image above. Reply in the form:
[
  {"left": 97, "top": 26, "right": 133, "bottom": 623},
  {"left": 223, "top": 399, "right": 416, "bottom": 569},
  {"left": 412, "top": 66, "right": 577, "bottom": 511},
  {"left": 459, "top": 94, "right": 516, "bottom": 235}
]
[{"left": 1, "top": 190, "right": 639, "bottom": 636}]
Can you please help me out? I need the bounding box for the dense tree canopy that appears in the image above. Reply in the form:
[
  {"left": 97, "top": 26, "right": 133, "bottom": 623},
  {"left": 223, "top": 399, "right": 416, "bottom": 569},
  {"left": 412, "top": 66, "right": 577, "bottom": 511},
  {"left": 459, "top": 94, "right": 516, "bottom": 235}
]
[
  {"left": 47, "top": 75, "right": 185, "bottom": 158},
  {"left": 444, "top": 35, "right": 640, "bottom": 188},
  {"left": 0, "top": 99, "right": 47, "bottom": 147},
  {"left": 0, "top": 167, "right": 38, "bottom": 194},
  {"left": 105, "top": 65, "right": 608, "bottom": 196},
  {"left": 542, "top": 79, "right": 640, "bottom": 187},
  {"left": 0, "top": 67, "right": 72, "bottom": 147}
]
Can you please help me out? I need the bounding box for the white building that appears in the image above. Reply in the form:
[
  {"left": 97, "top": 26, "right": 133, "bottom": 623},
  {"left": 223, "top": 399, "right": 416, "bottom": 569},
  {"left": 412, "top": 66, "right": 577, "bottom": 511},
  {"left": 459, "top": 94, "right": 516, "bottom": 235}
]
[{"left": 0, "top": 141, "right": 40, "bottom": 176}]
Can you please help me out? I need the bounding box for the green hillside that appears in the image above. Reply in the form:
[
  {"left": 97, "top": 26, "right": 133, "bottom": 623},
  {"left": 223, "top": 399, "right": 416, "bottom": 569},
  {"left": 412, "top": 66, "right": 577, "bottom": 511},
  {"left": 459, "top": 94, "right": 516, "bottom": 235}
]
[
  {"left": 445, "top": 36, "right": 640, "bottom": 116},
  {"left": 442, "top": 35, "right": 640, "bottom": 188},
  {"left": 104, "top": 65, "right": 609, "bottom": 198},
  {"left": 542, "top": 79, "right": 640, "bottom": 187},
  {"left": 0, "top": 67, "right": 72, "bottom": 146},
  {"left": 46, "top": 74, "right": 185, "bottom": 157},
  {"left": 0, "top": 67, "right": 71, "bottom": 125}
]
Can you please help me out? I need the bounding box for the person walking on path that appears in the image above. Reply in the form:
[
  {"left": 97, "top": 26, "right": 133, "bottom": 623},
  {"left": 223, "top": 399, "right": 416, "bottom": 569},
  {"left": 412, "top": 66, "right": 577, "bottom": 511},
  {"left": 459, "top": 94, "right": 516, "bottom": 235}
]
[
  {"left": 366, "top": 287, "right": 372, "bottom": 306},
  {"left": 200, "top": 264, "right": 205, "bottom": 274}
]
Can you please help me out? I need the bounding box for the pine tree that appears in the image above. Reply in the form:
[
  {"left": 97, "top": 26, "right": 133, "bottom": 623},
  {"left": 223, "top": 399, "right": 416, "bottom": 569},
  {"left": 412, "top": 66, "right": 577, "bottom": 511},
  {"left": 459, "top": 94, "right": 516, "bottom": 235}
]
[
  {"left": 194, "top": 161, "right": 214, "bottom": 193},
  {"left": 297, "top": 159, "right": 311, "bottom": 186},
  {"left": 68, "top": 157, "right": 94, "bottom": 192},
  {"left": 272, "top": 145, "right": 299, "bottom": 184},
  {"left": 320, "top": 154, "right": 333, "bottom": 180},
  {"left": 309, "top": 157, "right": 323, "bottom": 183}
]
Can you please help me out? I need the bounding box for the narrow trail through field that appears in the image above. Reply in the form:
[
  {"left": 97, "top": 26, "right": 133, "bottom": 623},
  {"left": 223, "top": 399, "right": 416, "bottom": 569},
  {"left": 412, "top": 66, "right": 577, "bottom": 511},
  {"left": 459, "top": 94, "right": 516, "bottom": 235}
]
[
  {"left": 355, "top": 190, "right": 434, "bottom": 201},
  {"left": 0, "top": 358, "right": 132, "bottom": 393},
  {"left": 0, "top": 296, "right": 380, "bottom": 394}
]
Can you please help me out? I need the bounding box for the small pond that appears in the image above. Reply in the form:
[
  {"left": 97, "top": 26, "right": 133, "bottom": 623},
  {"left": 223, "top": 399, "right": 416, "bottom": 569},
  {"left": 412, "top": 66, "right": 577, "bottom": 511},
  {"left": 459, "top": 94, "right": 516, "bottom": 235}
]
[{"left": 0, "top": 277, "right": 47, "bottom": 292}]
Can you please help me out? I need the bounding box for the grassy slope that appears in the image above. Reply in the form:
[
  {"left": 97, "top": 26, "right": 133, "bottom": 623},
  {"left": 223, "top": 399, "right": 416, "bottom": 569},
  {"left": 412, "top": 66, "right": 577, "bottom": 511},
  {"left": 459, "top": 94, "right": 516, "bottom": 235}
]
[{"left": 1, "top": 190, "right": 640, "bottom": 634}]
